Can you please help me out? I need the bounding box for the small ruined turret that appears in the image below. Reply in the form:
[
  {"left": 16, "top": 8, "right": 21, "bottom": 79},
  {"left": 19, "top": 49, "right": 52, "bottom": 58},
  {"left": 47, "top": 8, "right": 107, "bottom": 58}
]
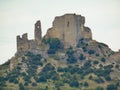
[
  {"left": 34, "top": 20, "right": 42, "bottom": 46},
  {"left": 16, "top": 33, "right": 29, "bottom": 53}
]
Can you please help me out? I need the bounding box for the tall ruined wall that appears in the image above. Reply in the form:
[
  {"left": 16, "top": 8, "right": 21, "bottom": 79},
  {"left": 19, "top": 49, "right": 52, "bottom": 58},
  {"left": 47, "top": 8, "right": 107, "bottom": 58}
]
[
  {"left": 34, "top": 20, "right": 42, "bottom": 46},
  {"left": 45, "top": 13, "right": 92, "bottom": 48}
]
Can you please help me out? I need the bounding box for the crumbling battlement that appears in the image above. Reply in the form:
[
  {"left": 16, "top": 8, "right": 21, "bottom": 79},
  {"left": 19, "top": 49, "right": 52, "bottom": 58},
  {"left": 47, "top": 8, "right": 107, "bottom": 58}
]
[
  {"left": 17, "top": 20, "right": 42, "bottom": 53},
  {"left": 17, "top": 33, "right": 29, "bottom": 53}
]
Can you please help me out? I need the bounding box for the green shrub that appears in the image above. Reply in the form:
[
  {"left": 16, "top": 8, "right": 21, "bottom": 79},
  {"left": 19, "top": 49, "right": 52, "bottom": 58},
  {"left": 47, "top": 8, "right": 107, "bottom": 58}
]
[
  {"left": 19, "top": 83, "right": 25, "bottom": 90},
  {"left": 40, "top": 63, "right": 59, "bottom": 80},
  {"left": 32, "top": 82, "right": 37, "bottom": 86},
  {"left": 88, "top": 50, "right": 95, "bottom": 55},
  {"left": 38, "top": 76, "right": 47, "bottom": 82},
  {"left": 67, "top": 56, "right": 77, "bottom": 64},
  {"left": 89, "top": 75, "right": 93, "bottom": 80},
  {"left": 55, "top": 81, "right": 64, "bottom": 89},
  {"left": 107, "top": 84, "right": 118, "bottom": 90},
  {"left": 83, "top": 60, "right": 91, "bottom": 69},
  {"left": 66, "top": 47, "right": 77, "bottom": 64},
  {"left": 94, "top": 77, "right": 104, "bottom": 83},
  {"left": 104, "top": 64, "right": 113, "bottom": 69},
  {"left": 84, "top": 81, "right": 89, "bottom": 87},
  {"left": 23, "top": 75, "right": 31, "bottom": 83},
  {"left": 25, "top": 51, "right": 33, "bottom": 57},
  {"left": 99, "top": 64, "right": 103, "bottom": 68},
  {"left": 43, "top": 38, "right": 62, "bottom": 54},
  {"left": 24, "top": 81, "right": 29, "bottom": 86},
  {"left": 57, "top": 67, "right": 64, "bottom": 72},
  {"left": 93, "top": 60, "right": 99, "bottom": 64},
  {"left": 69, "top": 66, "right": 79, "bottom": 74},
  {"left": 79, "top": 54, "right": 86, "bottom": 60},
  {"left": 96, "top": 53, "right": 99, "bottom": 56},
  {"left": 0, "top": 81, "right": 6, "bottom": 87},
  {"left": 95, "top": 86, "right": 104, "bottom": 90},
  {"left": 9, "top": 78, "right": 18, "bottom": 84},
  {"left": 66, "top": 46, "right": 74, "bottom": 56},
  {"left": 69, "top": 80, "right": 79, "bottom": 87},
  {"left": 101, "top": 58, "right": 106, "bottom": 63},
  {"left": 82, "top": 47, "right": 87, "bottom": 52},
  {"left": 42, "top": 63, "right": 55, "bottom": 72},
  {"left": 105, "top": 75, "right": 111, "bottom": 81}
]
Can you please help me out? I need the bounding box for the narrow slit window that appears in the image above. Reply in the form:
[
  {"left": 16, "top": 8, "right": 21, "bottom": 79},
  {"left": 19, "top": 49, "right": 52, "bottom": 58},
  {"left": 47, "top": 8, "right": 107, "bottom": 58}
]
[{"left": 67, "top": 21, "right": 69, "bottom": 27}]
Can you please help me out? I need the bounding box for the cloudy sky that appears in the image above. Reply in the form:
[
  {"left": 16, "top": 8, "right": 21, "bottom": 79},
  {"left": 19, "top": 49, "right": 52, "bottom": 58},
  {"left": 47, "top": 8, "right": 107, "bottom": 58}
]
[{"left": 0, "top": 0, "right": 120, "bottom": 64}]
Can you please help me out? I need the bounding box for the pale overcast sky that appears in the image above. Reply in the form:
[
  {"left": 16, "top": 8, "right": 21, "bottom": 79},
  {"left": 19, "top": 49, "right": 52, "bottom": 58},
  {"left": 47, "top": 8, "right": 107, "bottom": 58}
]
[{"left": 0, "top": 0, "right": 120, "bottom": 64}]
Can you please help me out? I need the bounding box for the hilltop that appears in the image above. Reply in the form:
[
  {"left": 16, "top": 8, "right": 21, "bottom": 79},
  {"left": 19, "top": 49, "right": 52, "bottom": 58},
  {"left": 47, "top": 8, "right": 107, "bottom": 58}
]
[{"left": 0, "top": 13, "right": 120, "bottom": 90}]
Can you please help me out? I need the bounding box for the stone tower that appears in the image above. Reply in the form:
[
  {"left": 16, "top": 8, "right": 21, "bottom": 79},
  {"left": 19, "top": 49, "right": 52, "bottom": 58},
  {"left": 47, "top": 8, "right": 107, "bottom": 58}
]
[
  {"left": 45, "top": 13, "right": 92, "bottom": 48},
  {"left": 34, "top": 20, "right": 42, "bottom": 46}
]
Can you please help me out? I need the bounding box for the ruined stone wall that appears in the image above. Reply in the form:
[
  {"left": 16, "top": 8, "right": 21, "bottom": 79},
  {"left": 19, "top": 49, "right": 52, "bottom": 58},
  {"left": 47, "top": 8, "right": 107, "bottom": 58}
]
[
  {"left": 17, "top": 20, "right": 42, "bottom": 54},
  {"left": 83, "top": 27, "right": 92, "bottom": 39},
  {"left": 16, "top": 13, "right": 92, "bottom": 53},
  {"left": 45, "top": 13, "right": 92, "bottom": 48},
  {"left": 34, "top": 20, "right": 42, "bottom": 46},
  {"left": 17, "top": 33, "right": 29, "bottom": 53}
]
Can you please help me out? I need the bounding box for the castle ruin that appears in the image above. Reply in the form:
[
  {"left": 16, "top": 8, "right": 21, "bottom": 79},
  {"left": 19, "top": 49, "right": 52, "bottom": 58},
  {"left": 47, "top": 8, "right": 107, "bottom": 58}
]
[
  {"left": 17, "top": 20, "right": 42, "bottom": 54},
  {"left": 16, "top": 14, "right": 92, "bottom": 53},
  {"left": 45, "top": 14, "right": 92, "bottom": 48}
]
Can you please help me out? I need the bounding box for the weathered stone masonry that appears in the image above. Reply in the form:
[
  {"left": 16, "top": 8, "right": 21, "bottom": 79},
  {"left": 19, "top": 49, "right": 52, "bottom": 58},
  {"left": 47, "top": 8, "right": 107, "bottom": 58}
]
[
  {"left": 17, "top": 20, "right": 42, "bottom": 53},
  {"left": 16, "top": 13, "right": 92, "bottom": 53},
  {"left": 45, "top": 14, "right": 92, "bottom": 48}
]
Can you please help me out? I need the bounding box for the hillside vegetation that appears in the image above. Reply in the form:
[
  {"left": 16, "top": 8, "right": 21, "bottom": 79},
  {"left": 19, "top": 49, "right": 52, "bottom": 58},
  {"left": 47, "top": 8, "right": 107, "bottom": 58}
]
[{"left": 0, "top": 38, "right": 120, "bottom": 90}]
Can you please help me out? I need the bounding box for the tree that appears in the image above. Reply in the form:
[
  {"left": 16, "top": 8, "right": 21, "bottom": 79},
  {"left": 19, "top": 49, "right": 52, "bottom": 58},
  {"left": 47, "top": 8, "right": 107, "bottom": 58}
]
[{"left": 43, "top": 38, "right": 62, "bottom": 54}]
